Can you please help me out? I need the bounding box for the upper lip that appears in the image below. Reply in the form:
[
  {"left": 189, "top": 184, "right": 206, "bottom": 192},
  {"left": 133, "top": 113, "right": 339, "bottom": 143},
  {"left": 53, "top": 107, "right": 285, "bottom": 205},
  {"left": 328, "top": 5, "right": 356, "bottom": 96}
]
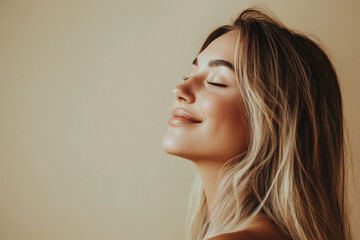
[{"left": 172, "top": 108, "right": 202, "bottom": 123}]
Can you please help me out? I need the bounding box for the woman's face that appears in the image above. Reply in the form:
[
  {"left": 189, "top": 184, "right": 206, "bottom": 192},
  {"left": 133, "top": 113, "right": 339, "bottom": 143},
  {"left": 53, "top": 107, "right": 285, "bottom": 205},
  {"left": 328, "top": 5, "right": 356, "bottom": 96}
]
[{"left": 161, "top": 30, "right": 249, "bottom": 162}]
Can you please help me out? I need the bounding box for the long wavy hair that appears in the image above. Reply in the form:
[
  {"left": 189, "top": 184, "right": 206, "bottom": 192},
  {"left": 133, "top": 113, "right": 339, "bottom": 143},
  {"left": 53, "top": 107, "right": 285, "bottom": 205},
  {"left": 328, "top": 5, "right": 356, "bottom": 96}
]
[{"left": 185, "top": 7, "right": 352, "bottom": 240}]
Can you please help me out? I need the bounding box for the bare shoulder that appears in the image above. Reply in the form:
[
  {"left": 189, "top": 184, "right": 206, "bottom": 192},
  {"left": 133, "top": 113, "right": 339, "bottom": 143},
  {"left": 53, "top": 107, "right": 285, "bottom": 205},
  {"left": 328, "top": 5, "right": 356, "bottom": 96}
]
[
  {"left": 207, "top": 216, "right": 289, "bottom": 240},
  {"left": 207, "top": 230, "right": 288, "bottom": 240},
  {"left": 207, "top": 230, "right": 263, "bottom": 240}
]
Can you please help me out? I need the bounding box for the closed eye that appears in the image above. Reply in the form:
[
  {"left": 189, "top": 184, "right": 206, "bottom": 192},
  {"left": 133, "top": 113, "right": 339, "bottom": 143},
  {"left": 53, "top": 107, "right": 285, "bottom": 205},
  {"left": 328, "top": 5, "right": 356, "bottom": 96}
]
[{"left": 207, "top": 81, "right": 227, "bottom": 87}]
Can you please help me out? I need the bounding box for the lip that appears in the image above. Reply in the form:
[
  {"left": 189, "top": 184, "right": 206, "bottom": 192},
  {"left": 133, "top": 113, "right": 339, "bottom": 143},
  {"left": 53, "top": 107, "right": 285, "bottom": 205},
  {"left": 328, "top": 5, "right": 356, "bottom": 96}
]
[{"left": 168, "top": 108, "right": 202, "bottom": 127}]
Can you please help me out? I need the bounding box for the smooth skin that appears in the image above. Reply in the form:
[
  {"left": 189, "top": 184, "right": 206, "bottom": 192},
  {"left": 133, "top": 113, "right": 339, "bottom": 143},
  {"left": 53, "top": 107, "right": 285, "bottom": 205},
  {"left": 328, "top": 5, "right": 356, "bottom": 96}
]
[
  {"left": 207, "top": 214, "right": 289, "bottom": 240},
  {"left": 162, "top": 30, "right": 249, "bottom": 163},
  {"left": 162, "top": 30, "right": 288, "bottom": 240}
]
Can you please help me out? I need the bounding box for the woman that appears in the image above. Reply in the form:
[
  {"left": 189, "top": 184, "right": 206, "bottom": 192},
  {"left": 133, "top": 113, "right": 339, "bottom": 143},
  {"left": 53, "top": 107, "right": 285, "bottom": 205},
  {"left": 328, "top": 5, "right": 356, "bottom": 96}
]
[{"left": 161, "top": 7, "right": 352, "bottom": 240}]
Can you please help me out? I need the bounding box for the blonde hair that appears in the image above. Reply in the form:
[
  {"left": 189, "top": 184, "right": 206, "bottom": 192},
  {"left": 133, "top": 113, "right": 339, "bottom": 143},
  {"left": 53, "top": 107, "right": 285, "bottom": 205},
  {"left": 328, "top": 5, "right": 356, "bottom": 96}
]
[{"left": 185, "top": 7, "right": 352, "bottom": 240}]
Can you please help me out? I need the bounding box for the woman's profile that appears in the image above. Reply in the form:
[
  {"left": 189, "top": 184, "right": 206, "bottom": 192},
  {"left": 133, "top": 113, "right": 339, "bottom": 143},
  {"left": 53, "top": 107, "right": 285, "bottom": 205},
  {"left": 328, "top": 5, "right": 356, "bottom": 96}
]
[{"left": 161, "top": 7, "right": 352, "bottom": 240}]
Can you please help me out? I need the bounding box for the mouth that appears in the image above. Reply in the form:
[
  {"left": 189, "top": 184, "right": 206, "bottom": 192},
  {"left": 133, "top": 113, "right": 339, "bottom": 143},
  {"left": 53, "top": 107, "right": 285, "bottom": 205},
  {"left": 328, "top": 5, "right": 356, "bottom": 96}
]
[{"left": 168, "top": 108, "right": 202, "bottom": 127}]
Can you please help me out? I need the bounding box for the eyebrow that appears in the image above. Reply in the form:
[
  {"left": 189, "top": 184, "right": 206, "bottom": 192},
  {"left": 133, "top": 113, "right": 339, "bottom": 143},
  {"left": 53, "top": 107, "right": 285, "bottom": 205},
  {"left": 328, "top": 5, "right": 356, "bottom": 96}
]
[{"left": 192, "top": 57, "right": 234, "bottom": 71}]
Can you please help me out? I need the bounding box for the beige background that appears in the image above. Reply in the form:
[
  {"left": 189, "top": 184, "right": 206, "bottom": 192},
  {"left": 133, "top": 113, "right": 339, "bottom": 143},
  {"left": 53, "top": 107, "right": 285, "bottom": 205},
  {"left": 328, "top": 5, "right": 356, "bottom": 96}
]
[{"left": 0, "top": 0, "right": 359, "bottom": 239}]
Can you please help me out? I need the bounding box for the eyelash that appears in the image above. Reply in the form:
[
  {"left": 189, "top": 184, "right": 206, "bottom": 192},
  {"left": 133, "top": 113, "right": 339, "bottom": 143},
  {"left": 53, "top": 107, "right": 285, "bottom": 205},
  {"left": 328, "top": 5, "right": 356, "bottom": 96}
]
[
  {"left": 182, "top": 76, "right": 227, "bottom": 87},
  {"left": 208, "top": 82, "right": 227, "bottom": 87}
]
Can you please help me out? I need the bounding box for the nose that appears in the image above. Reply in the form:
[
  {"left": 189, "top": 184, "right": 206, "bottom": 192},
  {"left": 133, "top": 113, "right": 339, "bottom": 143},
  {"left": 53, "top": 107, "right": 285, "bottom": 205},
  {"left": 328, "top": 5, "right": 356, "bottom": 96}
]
[{"left": 172, "top": 80, "right": 195, "bottom": 103}]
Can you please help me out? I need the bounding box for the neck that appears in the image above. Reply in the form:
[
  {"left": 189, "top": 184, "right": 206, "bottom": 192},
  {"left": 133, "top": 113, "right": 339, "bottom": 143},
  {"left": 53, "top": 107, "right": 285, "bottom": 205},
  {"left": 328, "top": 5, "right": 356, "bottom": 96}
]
[{"left": 192, "top": 160, "right": 225, "bottom": 216}]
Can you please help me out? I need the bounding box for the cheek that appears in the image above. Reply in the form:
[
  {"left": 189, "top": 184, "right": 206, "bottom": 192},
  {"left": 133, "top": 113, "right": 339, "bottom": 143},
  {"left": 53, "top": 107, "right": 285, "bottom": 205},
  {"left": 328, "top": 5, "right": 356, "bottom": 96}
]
[
  {"left": 203, "top": 94, "right": 243, "bottom": 131},
  {"left": 201, "top": 93, "right": 249, "bottom": 159}
]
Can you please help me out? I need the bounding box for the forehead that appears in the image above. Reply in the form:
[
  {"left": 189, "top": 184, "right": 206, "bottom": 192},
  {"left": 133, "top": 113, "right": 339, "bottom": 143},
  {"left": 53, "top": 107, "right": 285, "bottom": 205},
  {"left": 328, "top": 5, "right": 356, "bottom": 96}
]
[{"left": 197, "top": 30, "right": 238, "bottom": 64}]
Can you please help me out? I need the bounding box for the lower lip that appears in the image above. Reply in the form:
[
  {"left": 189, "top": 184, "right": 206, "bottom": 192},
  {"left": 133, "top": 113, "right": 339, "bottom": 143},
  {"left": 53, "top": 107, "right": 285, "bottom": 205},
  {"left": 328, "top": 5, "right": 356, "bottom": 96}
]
[{"left": 168, "top": 116, "right": 201, "bottom": 127}]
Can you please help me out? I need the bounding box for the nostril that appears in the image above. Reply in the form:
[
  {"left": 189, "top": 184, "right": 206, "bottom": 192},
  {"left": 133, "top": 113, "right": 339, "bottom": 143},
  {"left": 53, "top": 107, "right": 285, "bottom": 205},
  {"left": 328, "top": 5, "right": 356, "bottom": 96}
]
[
  {"left": 173, "top": 84, "right": 194, "bottom": 103},
  {"left": 178, "top": 95, "right": 188, "bottom": 102}
]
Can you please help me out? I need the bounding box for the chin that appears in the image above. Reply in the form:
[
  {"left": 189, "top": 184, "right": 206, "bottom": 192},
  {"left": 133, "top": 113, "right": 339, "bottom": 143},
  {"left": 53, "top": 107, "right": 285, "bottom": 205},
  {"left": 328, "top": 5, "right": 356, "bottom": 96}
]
[
  {"left": 161, "top": 136, "right": 181, "bottom": 156},
  {"left": 161, "top": 138, "right": 206, "bottom": 162}
]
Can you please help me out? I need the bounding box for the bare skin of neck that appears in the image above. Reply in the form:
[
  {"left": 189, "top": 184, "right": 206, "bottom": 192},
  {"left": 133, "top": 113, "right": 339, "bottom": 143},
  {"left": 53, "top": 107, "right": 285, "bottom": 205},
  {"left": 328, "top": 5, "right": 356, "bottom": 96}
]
[
  {"left": 193, "top": 159, "right": 225, "bottom": 216},
  {"left": 193, "top": 160, "right": 289, "bottom": 240}
]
